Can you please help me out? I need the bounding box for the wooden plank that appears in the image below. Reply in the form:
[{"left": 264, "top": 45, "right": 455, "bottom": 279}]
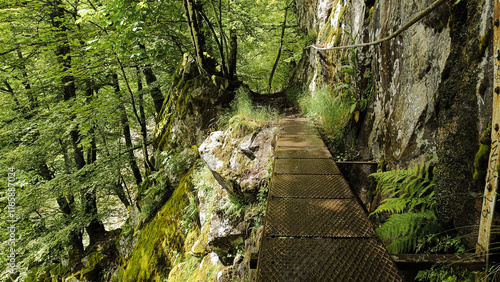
[{"left": 477, "top": 1, "right": 500, "bottom": 262}]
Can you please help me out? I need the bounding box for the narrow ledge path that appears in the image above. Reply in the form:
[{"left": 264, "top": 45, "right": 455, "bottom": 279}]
[{"left": 256, "top": 117, "right": 403, "bottom": 281}]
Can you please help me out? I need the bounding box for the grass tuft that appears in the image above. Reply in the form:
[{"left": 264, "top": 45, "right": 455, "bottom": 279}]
[
  {"left": 218, "top": 87, "right": 279, "bottom": 134},
  {"left": 299, "top": 86, "right": 352, "bottom": 147}
]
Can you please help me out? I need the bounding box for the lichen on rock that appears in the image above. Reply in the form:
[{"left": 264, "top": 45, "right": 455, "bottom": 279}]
[{"left": 199, "top": 124, "right": 278, "bottom": 201}]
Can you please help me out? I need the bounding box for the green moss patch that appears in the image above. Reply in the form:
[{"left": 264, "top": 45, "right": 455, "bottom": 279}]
[
  {"left": 473, "top": 123, "right": 491, "bottom": 190},
  {"left": 117, "top": 170, "right": 194, "bottom": 281},
  {"left": 167, "top": 254, "right": 223, "bottom": 282}
]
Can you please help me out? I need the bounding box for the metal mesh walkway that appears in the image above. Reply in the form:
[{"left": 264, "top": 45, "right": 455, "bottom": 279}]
[{"left": 256, "top": 118, "right": 403, "bottom": 281}]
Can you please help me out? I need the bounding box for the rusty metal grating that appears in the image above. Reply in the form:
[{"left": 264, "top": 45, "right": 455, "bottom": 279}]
[
  {"left": 279, "top": 118, "right": 315, "bottom": 127},
  {"left": 279, "top": 117, "right": 312, "bottom": 125},
  {"left": 264, "top": 198, "right": 376, "bottom": 238},
  {"left": 257, "top": 237, "right": 403, "bottom": 282},
  {"left": 256, "top": 118, "right": 403, "bottom": 281},
  {"left": 277, "top": 135, "right": 325, "bottom": 147},
  {"left": 269, "top": 174, "right": 353, "bottom": 199},
  {"left": 280, "top": 125, "right": 319, "bottom": 135},
  {"left": 274, "top": 158, "right": 341, "bottom": 175},
  {"left": 276, "top": 146, "right": 332, "bottom": 159}
]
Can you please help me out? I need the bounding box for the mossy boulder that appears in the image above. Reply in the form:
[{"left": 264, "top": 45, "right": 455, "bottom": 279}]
[
  {"left": 198, "top": 124, "right": 277, "bottom": 201},
  {"left": 167, "top": 253, "right": 223, "bottom": 282},
  {"left": 116, "top": 171, "right": 194, "bottom": 281},
  {"left": 154, "top": 54, "right": 237, "bottom": 152}
]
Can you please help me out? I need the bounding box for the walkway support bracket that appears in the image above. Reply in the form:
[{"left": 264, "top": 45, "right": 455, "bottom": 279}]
[{"left": 477, "top": 0, "right": 500, "bottom": 265}]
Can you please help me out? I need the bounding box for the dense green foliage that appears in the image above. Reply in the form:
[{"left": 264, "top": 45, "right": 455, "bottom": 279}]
[
  {"left": 370, "top": 162, "right": 442, "bottom": 254},
  {"left": 299, "top": 86, "right": 352, "bottom": 144},
  {"left": 218, "top": 87, "right": 279, "bottom": 133}
]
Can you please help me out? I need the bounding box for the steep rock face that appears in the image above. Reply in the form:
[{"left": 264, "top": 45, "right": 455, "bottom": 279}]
[
  {"left": 434, "top": 0, "right": 493, "bottom": 241},
  {"left": 165, "top": 123, "right": 276, "bottom": 281},
  {"left": 293, "top": 0, "right": 494, "bottom": 242},
  {"left": 294, "top": 0, "right": 493, "bottom": 165}
]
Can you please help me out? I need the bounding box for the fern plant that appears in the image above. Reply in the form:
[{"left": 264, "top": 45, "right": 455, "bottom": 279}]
[{"left": 370, "top": 161, "right": 442, "bottom": 254}]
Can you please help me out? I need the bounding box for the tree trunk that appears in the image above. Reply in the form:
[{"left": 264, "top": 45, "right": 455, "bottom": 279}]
[
  {"left": 183, "top": 0, "right": 207, "bottom": 73},
  {"left": 228, "top": 30, "right": 237, "bottom": 80},
  {"left": 138, "top": 44, "right": 164, "bottom": 115},
  {"left": 202, "top": 4, "right": 228, "bottom": 77},
  {"left": 268, "top": 3, "right": 289, "bottom": 93},
  {"left": 83, "top": 84, "right": 106, "bottom": 245},
  {"left": 113, "top": 180, "right": 131, "bottom": 207},
  {"left": 49, "top": 0, "right": 84, "bottom": 267},
  {"left": 17, "top": 49, "right": 37, "bottom": 109},
  {"left": 112, "top": 73, "right": 143, "bottom": 187},
  {"left": 2, "top": 81, "right": 20, "bottom": 108},
  {"left": 84, "top": 187, "right": 106, "bottom": 247},
  {"left": 136, "top": 67, "right": 153, "bottom": 172}
]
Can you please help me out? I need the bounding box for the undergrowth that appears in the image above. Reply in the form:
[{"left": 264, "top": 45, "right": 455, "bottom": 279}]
[
  {"left": 218, "top": 87, "right": 279, "bottom": 133},
  {"left": 299, "top": 86, "right": 352, "bottom": 147},
  {"left": 370, "top": 161, "right": 447, "bottom": 254},
  {"left": 369, "top": 161, "right": 484, "bottom": 281},
  {"left": 297, "top": 48, "right": 371, "bottom": 154},
  {"left": 415, "top": 265, "right": 475, "bottom": 282}
]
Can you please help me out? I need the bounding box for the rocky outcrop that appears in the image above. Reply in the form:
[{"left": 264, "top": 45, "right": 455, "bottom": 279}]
[
  {"left": 199, "top": 124, "right": 278, "bottom": 201},
  {"left": 116, "top": 172, "right": 193, "bottom": 281},
  {"left": 155, "top": 120, "right": 276, "bottom": 281},
  {"left": 293, "top": 0, "right": 494, "bottom": 244}
]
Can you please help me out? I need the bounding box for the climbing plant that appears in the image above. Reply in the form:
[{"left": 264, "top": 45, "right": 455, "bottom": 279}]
[{"left": 370, "top": 161, "right": 443, "bottom": 254}]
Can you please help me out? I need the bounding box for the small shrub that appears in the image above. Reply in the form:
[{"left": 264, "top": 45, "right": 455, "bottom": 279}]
[
  {"left": 192, "top": 164, "right": 215, "bottom": 200},
  {"left": 216, "top": 194, "right": 249, "bottom": 221},
  {"left": 218, "top": 87, "right": 279, "bottom": 131},
  {"left": 181, "top": 193, "right": 199, "bottom": 234},
  {"left": 299, "top": 86, "right": 352, "bottom": 146},
  {"left": 415, "top": 264, "right": 474, "bottom": 282}
]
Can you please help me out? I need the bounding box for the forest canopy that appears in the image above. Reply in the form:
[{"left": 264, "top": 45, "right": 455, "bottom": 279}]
[{"left": 0, "top": 0, "right": 308, "bottom": 279}]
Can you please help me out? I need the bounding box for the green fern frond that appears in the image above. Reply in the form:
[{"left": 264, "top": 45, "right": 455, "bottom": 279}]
[
  {"left": 372, "top": 198, "right": 407, "bottom": 215},
  {"left": 377, "top": 210, "right": 440, "bottom": 253},
  {"left": 387, "top": 234, "right": 415, "bottom": 254},
  {"left": 370, "top": 161, "right": 441, "bottom": 254}
]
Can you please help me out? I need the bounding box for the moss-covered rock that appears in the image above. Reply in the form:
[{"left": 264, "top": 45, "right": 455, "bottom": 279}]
[
  {"left": 167, "top": 253, "right": 223, "bottom": 282},
  {"left": 153, "top": 54, "right": 237, "bottom": 152},
  {"left": 116, "top": 170, "right": 194, "bottom": 281},
  {"left": 435, "top": 0, "right": 489, "bottom": 247},
  {"left": 79, "top": 251, "right": 104, "bottom": 281}
]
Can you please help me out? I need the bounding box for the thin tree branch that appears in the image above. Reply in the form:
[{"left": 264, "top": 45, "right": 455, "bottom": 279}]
[{"left": 305, "top": 0, "right": 448, "bottom": 51}]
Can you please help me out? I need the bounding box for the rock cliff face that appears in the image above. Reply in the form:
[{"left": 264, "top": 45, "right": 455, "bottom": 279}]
[
  {"left": 117, "top": 122, "right": 275, "bottom": 281},
  {"left": 293, "top": 0, "right": 494, "bottom": 238}
]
